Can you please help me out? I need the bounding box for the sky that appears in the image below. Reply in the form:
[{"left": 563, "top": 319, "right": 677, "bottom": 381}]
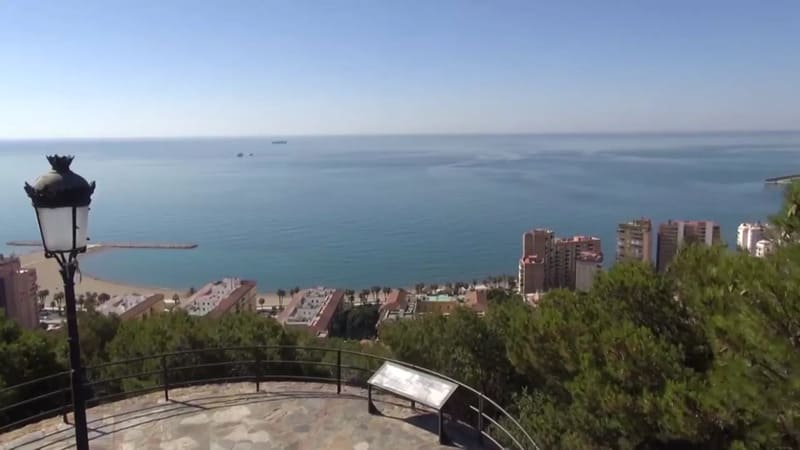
[{"left": 1, "top": 0, "right": 799, "bottom": 138}]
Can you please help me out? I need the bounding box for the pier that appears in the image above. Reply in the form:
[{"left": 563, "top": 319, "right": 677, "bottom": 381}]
[
  {"left": 5, "top": 240, "right": 198, "bottom": 249},
  {"left": 765, "top": 174, "right": 800, "bottom": 184}
]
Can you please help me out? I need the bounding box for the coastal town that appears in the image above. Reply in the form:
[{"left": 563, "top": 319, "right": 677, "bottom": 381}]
[{"left": 0, "top": 218, "right": 774, "bottom": 335}]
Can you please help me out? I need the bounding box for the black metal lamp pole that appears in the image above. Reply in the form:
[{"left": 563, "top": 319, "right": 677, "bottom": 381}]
[{"left": 25, "top": 155, "right": 96, "bottom": 450}]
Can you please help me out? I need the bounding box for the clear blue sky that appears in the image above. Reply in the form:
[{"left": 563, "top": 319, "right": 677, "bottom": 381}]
[{"left": 1, "top": 0, "right": 798, "bottom": 138}]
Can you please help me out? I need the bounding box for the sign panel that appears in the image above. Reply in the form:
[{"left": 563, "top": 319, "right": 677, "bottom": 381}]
[{"left": 368, "top": 361, "right": 458, "bottom": 410}]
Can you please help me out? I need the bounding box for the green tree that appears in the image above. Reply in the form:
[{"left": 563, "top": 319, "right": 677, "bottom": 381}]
[
  {"left": 770, "top": 180, "right": 800, "bottom": 243},
  {"left": 98, "top": 292, "right": 111, "bottom": 304},
  {"left": 331, "top": 305, "right": 380, "bottom": 340}
]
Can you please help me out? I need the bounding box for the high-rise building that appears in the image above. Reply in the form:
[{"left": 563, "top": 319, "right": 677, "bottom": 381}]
[
  {"left": 737, "top": 222, "right": 766, "bottom": 255},
  {"left": 616, "top": 218, "right": 652, "bottom": 264},
  {"left": 0, "top": 254, "right": 39, "bottom": 329},
  {"left": 518, "top": 229, "right": 601, "bottom": 293},
  {"left": 575, "top": 251, "right": 603, "bottom": 292},
  {"left": 518, "top": 229, "right": 554, "bottom": 294},
  {"left": 656, "top": 220, "right": 721, "bottom": 272},
  {"left": 554, "top": 236, "right": 602, "bottom": 289}
]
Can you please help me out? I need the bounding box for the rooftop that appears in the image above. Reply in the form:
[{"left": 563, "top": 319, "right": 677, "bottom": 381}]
[
  {"left": 556, "top": 235, "right": 600, "bottom": 243},
  {"left": 96, "top": 293, "right": 162, "bottom": 318},
  {"left": 278, "top": 287, "right": 344, "bottom": 336},
  {"left": 1, "top": 382, "right": 483, "bottom": 450},
  {"left": 184, "top": 278, "right": 247, "bottom": 316},
  {"left": 577, "top": 251, "right": 604, "bottom": 263}
]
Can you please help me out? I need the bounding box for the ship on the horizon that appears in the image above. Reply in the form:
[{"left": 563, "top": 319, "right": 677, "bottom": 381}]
[{"left": 272, "top": 140, "right": 288, "bottom": 144}]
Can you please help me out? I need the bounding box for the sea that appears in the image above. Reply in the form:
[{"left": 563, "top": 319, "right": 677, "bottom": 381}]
[{"left": 0, "top": 132, "right": 797, "bottom": 291}]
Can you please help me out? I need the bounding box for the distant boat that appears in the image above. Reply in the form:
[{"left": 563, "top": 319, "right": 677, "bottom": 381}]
[
  {"left": 272, "top": 140, "right": 288, "bottom": 144},
  {"left": 236, "top": 152, "right": 244, "bottom": 157},
  {"left": 249, "top": 153, "right": 254, "bottom": 156}
]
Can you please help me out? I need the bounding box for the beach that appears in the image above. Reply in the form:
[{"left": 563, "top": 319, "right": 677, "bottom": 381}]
[{"left": 19, "top": 247, "right": 285, "bottom": 307}]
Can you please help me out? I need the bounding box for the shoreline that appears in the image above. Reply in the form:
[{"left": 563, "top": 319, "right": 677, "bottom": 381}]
[
  {"left": 18, "top": 247, "right": 286, "bottom": 307},
  {"left": 18, "top": 246, "right": 490, "bottom": 309}
]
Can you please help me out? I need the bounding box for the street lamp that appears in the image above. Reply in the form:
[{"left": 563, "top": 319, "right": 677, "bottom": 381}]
[{"left": 24, "top": 155, "right": 95, "bottom": 450}]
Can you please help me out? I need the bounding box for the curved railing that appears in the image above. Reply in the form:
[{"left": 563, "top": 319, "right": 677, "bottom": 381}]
[{"left": 0, "top": 345, "right": 540, "bottom": 450}]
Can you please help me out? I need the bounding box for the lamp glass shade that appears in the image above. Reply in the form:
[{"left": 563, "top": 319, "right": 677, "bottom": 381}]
[{"left": 36, "top": 206, "right": 89, "bottom": 252}]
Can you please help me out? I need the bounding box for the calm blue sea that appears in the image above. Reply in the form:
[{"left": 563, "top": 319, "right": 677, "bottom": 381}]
[{"left": 0, "top": 133, "right": 796, "bottom": 290}]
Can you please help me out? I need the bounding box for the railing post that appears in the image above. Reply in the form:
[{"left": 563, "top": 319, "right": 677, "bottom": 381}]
[
  {"left": 255, "top": 350, "right": 262, "bottom": 393},
  {"left": 161, "top": 355, "right": 169, "bottom": 401},
  {"left": 336, "top": 350, "right": 342, "bottom": 394},
  {"left": 476, "top": 395, "right": 484, "bottom": 443},
  {"left": 62, "top": 382, "right": 70, "bottom": 424}
]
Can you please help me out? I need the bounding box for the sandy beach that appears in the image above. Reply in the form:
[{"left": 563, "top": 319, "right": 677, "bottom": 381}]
[{"left": 18, "top": 247, "right": 285, "bottom": 307}]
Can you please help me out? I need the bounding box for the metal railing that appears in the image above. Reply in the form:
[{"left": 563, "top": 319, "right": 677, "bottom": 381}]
[{"left": 0, "top": 345, "right": 539, "bottom": 449}]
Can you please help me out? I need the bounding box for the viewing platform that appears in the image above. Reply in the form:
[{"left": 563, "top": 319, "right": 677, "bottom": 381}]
[
  {"left": 1, "top": 383, "right": 479, "bottom": 450},
  {"left": 5, "top": 240, "right": 198, "bottom": 250},
  {"left": 0, "top": 346, "right": 537, "bottom": 449}
]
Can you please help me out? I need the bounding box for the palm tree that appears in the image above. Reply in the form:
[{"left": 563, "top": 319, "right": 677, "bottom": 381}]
[
  {"left": 37, "top": 289, "right": 49, "bottom": 308},
  {"left": 382, "top": 286, "right": 391, "bottom": 301},
  {"left": 188, "top": 286, "right": 196, "bottom": 296},
  {"left": 53, "top": 292, "right": 64, "bottom": 313},
  {"left": 430, "top": 283, "right": 439, "bottom": 292},
  {"left": 50, "top": 300, "right": 56, "bottom": 311},
  {"left": 258, "top": 297, "right": 265, "bottom": 310},
  {"left": 345, "top": 289, "right": 355, "bottom": 306},
  {"left": 292, "top": 286, "right": 300, "bottom": 296},
  {"left": 98, "top": 292, "right": 111, "bottom": 303},
  {"left": 78, "top": 294, "right": 85, "bottom": 310},
  {"left": 472, "top": 278, "right": 478, "bottom": 288},
  {"left": 359, "top": 289, "right": 370, "bottom": 304},
  {"left": 414, "top": 283, "right": 425, "bottom": 294},
  {"left": 370, "top": 286, "right": 381, "bottom": 303},
  {"left": 276, "top": 289, "right": 286, "bottom": 309}
]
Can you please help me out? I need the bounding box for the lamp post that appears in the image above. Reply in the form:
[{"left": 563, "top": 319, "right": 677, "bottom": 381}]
[{"left": 24, "top": 155, "right": 95, "bottom": 450}]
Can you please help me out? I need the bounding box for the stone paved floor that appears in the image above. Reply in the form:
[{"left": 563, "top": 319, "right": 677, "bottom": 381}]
[{"left": 0, "top": 382, "right": 486, "bottom": 450}]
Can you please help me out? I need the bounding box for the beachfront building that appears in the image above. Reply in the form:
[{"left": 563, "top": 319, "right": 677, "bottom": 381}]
[
  {"left": 184, "top": 278, "right": 257, "bottom": 318},
  {"left": 0, "top": 254, "right": 38, "bottom": 329},
  {"left": 616, "top": 218, "right": 652, "bottom": 264},
  {"left": 656, "top": 220, "right": 721, "bottom": 272},
  {"left": 518, "top": 228, "right": 602, "bottom": 293},
  {"left": 755, "top": 239, "right": 774, "bottom": 258},
  {"left": 378, "top": 289, "right": 415, "bottom": 324},
  {"left": 575, "top": 251, "right": 603, "bottom": 292},
  {"left": 737, "top": 222, "right": 767, "bottom": 255},
  {"left": 277, "top": 287, "right": 344, "bottom": 337},
  {"left": 96, "top": 294, "right": 165, "bottom": 320},
  {"left": 518, "top": 229, "right": 553, "bottom": 295},
  {"left": 554, "top": 235, "right": 602, "bottom": 289}
]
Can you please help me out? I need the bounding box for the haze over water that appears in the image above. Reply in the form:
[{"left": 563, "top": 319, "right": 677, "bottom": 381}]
[{"left": 0, "top": 132, "right": 795, "bottom": 290}]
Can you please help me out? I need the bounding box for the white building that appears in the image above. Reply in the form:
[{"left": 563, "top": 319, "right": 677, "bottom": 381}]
[
  {"left": 755, "top": 239, "right": 773, "bottom": 258},
  {"left": 185, "top": 278, "right": 243, "bottom": 316},
  {"left": 737, "top": 222, "right": 766, "bottom": 255}
]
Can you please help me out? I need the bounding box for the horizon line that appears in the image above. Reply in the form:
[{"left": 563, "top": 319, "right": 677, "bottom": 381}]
[{"left": 1, "top": 128, "right": 799, "bottom": 142}]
